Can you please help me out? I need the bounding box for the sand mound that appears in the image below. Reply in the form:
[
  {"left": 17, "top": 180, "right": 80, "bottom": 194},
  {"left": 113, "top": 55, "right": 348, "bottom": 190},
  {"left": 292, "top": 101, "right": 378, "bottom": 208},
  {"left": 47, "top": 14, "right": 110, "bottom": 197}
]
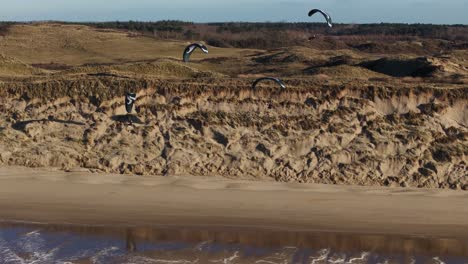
[
  {"left": 60, "top": 60, "right": 226, "bottom": 79},
  {"left": 305, "top": 65, "right": 387, "bottom": 79},
  {"left": 350, "top": 40, "right": 447, "bottom": 55},
  {"left": 249, "top": 47, "right": 368, "bottom": 78},
  {"left": 0, "top": 54, "right": 44, "bottom": 76},
  {"left": 0, "top": 23, "right": 248, "bottom": 67},
  {"left": 253, "top": 47, "right": 358, "bottom": 65},
  {"left": 255, "top": 49, "right": 311, "bottom": 64}
]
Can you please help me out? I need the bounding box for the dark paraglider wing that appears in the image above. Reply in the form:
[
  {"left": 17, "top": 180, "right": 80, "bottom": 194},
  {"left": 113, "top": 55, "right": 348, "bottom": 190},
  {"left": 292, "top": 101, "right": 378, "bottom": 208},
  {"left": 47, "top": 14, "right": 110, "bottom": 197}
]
[
  {"left": 183, "top": 44, "right": 196, "bottom": 62},
  {"left": 308, "top": 9, "right": 320, "bottom": 17},
  {"left": 198, "top": 44, "right": 209, "bottom": 54},
  {"left": 183, "top": 43, "right": 209, "bottom": 62},
  {"left": 308, "top": 9, "right": 333, "bottom": 27},
  {"left": 125, "top": 93, "right": 137, "bottom": 114},
  {"left": 252, "top": 77, "right": 286, "bottom": 90},
  {"left": 278, "top": 79, "right": 286, "bottom": 89},
  {"left": 325, "top": 13, "right": 333, "bottom": 27},
  {"left": 186, "top": 45, "right": 197, "bottom": 54}
]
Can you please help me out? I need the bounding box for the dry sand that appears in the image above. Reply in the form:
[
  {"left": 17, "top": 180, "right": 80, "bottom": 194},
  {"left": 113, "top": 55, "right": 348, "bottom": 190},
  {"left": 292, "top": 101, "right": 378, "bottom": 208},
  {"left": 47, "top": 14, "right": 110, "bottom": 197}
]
[{"left": 0, "top": 166, "right": 467, "bottom": 239}]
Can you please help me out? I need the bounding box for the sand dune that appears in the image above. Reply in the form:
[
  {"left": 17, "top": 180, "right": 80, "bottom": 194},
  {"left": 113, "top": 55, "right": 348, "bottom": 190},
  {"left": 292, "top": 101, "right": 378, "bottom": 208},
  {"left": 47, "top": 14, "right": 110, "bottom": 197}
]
[
  {"left": 0, "top": 23, "right": 248, "bottom": 66},
  {"left": 0, "top": 23, "right": 466, "bottom": 190}
]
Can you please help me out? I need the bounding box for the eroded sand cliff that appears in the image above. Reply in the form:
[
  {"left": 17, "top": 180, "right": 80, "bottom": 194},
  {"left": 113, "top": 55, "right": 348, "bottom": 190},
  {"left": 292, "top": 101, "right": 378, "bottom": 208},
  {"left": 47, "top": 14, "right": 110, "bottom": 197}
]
[{"left": 0, "top": 77, "right": 466, "bottom": 189}]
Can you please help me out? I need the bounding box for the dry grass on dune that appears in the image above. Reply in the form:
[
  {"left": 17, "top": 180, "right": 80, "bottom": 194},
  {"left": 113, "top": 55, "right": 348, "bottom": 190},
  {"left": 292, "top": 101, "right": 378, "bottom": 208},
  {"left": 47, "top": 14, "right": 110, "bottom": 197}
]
[
  {"left": 57, "top": 60, "right": 227, "bottom": 79},
  {"left": 0, "top": 23, "right": 466, "bottom": 82},
  {"left": 0, "top": 23, "right": 250, "bottom": 67},
  {"left": 0, "top": 54, "right": 45, "bottom": 76}
]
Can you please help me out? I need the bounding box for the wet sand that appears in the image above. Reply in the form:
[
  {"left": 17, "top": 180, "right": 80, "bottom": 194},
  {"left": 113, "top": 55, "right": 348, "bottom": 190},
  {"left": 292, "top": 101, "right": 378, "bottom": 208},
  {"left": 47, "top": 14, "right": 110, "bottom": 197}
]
[{"left": 0, "top": 166, "right": 467, "bottom": 239}]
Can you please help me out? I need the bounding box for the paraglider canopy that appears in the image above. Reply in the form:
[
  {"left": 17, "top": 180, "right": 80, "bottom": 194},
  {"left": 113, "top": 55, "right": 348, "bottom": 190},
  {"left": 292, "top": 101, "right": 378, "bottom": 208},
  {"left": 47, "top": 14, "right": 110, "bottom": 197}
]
[
  {"left": 183, "top": 43, "right": 209, "bottom": 63},
  {"left": 308, "top": 9, "right": 333, "bottom": 28},
  {"left": 125, "top": 92, "right": 137, "bottom": 114},
  {"left": 252, "top": 77, "right": 286, "bottom": 90}
]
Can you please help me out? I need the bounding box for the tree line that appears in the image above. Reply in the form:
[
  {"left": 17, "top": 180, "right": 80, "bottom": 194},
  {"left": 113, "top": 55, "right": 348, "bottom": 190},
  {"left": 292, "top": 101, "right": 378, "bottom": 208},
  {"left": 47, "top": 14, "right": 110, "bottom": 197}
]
[{"left": 0, "top": 21, "right": 466, "bottom": 50}]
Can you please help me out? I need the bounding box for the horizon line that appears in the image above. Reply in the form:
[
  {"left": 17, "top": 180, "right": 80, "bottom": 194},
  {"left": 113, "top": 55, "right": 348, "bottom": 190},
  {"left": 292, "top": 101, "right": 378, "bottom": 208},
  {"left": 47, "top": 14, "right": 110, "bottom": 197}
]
[{"left": 1, "top": 20, "right": 467, "bottom": 26}]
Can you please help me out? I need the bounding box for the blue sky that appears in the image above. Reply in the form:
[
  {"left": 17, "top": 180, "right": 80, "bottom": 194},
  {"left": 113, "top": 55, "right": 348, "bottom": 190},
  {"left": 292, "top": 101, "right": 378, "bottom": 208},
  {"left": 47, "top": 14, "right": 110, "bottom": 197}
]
[{"left": 0, "top": 0, "right": 466, "bottom": 24}]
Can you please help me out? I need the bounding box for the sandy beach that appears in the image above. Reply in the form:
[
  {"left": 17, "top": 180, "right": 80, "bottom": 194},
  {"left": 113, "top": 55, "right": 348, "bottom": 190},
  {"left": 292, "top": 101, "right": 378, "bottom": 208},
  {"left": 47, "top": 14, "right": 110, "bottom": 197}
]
[{"left": 0, "top": 166, "right": 466, "bottom": 240}]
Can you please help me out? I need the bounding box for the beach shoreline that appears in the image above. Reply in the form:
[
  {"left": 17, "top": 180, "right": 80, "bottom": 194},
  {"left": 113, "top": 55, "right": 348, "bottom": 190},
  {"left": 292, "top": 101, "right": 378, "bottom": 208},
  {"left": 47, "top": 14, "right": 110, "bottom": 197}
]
[{"left": 0, "top": 166, "right": 467, "bottom": 240}]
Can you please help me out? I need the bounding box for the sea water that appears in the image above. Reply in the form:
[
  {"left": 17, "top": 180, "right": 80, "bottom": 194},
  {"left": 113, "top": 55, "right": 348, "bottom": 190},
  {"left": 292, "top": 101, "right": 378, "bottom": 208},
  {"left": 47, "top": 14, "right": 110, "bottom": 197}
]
[{"left": 0, "top": 223, "right": 466, "bottom": 264}]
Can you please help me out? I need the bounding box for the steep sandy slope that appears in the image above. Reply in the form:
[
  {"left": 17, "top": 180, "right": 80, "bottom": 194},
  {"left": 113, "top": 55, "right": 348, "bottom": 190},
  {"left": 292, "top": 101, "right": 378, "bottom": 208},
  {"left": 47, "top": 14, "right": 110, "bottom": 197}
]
[{"left": 0, "top": 77, "right": 466, "bottom": 190}]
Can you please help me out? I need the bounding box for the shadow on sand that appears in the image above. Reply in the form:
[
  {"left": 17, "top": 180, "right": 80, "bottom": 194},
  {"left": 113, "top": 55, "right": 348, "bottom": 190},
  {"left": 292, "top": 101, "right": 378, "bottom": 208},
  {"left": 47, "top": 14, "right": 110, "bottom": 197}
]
[
  {"left": 12, "top": 118, "right": 85, "bottom": 131},
  {"left": 111, "top": 114, "right": 144, "bottom": 125},
  {"left": 87, "top": 72, "right": 130, "bottom": 78}
]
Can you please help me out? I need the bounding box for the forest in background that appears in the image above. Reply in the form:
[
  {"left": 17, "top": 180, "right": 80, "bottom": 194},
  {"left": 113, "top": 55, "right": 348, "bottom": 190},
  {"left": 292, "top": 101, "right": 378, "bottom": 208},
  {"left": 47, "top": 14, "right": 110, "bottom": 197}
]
[{"left": 1, "top": 21, "right": 467, "bottom": 50}]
